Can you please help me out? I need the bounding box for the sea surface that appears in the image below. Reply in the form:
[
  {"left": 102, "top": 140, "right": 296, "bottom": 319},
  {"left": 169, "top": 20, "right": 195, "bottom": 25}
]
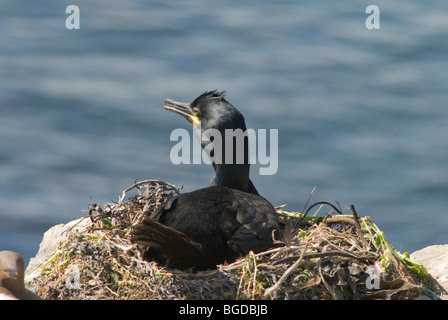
[{"left": 1, "top": 0, "right": 448, "bottom": 265}]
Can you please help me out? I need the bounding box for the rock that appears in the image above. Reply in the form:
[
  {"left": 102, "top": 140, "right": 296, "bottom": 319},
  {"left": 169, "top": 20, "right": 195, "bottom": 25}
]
[
  {"left": 0, "top": 250, "right": 41, "bottom": 300},
  {"left": 25, "top": 217, "right": 90, "bottom": 284},
  {"left": 411, "top": 244, "right": 448, "bottom": 300}
]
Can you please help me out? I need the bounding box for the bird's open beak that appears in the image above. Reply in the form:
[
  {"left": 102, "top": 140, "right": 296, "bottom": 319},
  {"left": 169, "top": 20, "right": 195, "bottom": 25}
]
[{"left": 163, "top": 99, "right": 200, "bottom": 127}]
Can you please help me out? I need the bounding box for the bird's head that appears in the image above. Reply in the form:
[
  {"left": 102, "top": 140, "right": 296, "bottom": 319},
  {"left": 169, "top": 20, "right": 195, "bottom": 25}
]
[{"left": 163, "top": 90, "right": 246, "bottom": 134}]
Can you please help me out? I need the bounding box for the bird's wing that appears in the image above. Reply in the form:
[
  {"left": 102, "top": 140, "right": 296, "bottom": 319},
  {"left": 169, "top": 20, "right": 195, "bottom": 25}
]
[
  {"left": 131, "top": 217, "right": 214, "bottom": 270},
  {"left": 148, "top": 194, "right": 180, "bottom": 221},
  {"left": 230, "top": 198, "right": 279, "bottom": 254}
]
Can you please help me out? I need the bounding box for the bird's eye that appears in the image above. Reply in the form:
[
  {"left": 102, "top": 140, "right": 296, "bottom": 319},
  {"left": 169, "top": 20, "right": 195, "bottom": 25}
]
[{"left": 193, "top": 109, "right": 200, "bottom": 116}]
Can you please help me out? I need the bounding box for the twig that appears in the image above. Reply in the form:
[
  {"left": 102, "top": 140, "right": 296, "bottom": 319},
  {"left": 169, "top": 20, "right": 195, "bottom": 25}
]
[
  {"left": 323, "top": 216, "right": 358, "bottom": 226},
  {"left": 282, "top": 187, "right": 317, "bottom": 243},
  {"left": 272, "top": 250, "right": 375, "bottom": 265},
  {"left": 264, "top": 244, "right": 308, "bottom": 297},
  {"left": 117, "top": 179, "right": 180, "bottom": 207},
  {"left": 219, "top": 245, "right": 293, "bottom": 271},
  {"left": 299, "top": 201, "right": 344, "bottom": 225},
  {"left": 349, "top": 205, "right": 370, "bottom": 248},
  {"left": 301, "top": 186, "right": 316, "bottom": 217},
  {"left": 62, "top": 216, "right": 91, "bottom": 235}
]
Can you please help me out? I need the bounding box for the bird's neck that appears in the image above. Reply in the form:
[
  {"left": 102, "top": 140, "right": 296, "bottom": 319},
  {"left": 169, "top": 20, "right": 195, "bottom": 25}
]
[
  {"left": 210, "top": 163, "right": 259, "bottom": 195},
  {"left": 199, "top": 123, "right": 259, "bottom": 194}
]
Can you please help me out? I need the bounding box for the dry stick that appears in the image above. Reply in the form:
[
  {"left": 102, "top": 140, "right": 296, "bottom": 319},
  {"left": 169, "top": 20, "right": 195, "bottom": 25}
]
[
  {"left": 248, "top": 252, "right": 258, "bottom": 299},
  {"left": 299, "top": 201, "right": 344, "bottom": 226},
  {"left": 62, "top": 216, "right": 91, "bottom": 235},
  {"left": 264, "top": 244, "right": 308, "bottom": 297},
  {"left": 283, "top": 186, "right": 317, "bottom": 243},
  {"left": 220, "top": 245, "right": 304, "bottom": 271},
  {"left": 272, "top": 250, "right": 376, "bottom": 266},
  {"left": 324, "top": 216, "right": 359, "bottom": 226},
  {"left": 236, "top": 265, "right": 246, "bottom": 298},
  {"left": 300, "top": 186, "right": 316, "bottom": 218},
  {"left": 349, "top": 204, "right": 370, "bottom": 248},
  {"left": 117, "top": 179, "right": 180, "bottom": 207}
]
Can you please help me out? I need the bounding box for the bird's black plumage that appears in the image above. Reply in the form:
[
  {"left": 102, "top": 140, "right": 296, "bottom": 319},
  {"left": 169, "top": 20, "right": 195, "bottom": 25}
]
[
  {"left": 132, "top": 186, "right": 278, "bottom": 270},
  {"left": 131, "top": 91, "right": 279, "bottom": 271}
]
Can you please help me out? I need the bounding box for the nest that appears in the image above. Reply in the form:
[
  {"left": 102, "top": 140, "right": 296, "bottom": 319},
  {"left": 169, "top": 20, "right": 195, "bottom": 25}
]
[{"left": 27, "top": 179, "right": 439, "bottom": 300}]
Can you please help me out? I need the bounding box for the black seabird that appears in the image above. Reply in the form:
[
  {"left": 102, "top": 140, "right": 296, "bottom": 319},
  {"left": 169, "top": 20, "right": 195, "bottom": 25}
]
[{"left": 131, "top": 91, "right": 279, "bottom": 271}]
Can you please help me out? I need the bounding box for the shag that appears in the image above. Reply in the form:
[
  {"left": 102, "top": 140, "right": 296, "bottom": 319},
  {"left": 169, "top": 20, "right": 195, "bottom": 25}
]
[{"left": 131, "top": 91, "right": 279, "bottom": 271}]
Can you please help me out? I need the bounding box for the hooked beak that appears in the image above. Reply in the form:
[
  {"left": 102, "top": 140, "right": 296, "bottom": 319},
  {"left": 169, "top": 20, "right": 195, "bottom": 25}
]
[{"left": 163, "top": 99, "right": 199, "bottom": 127}]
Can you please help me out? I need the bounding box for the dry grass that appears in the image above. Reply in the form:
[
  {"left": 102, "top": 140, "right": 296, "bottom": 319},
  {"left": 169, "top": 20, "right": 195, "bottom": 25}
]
[{"left": 27, "top": 180, "right": 439, "bottom": 300}]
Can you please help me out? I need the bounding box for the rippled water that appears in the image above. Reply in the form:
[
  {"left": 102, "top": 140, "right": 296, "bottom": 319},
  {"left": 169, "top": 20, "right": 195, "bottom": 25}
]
[{"left": 1, "top": 0, "right": 448, "bottom": 263}]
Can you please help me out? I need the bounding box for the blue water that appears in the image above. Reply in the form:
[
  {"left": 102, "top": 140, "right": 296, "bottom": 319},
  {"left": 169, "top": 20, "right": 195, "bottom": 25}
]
[{"left": 1, "top": 0, "right": 448, "bottom": 265}]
